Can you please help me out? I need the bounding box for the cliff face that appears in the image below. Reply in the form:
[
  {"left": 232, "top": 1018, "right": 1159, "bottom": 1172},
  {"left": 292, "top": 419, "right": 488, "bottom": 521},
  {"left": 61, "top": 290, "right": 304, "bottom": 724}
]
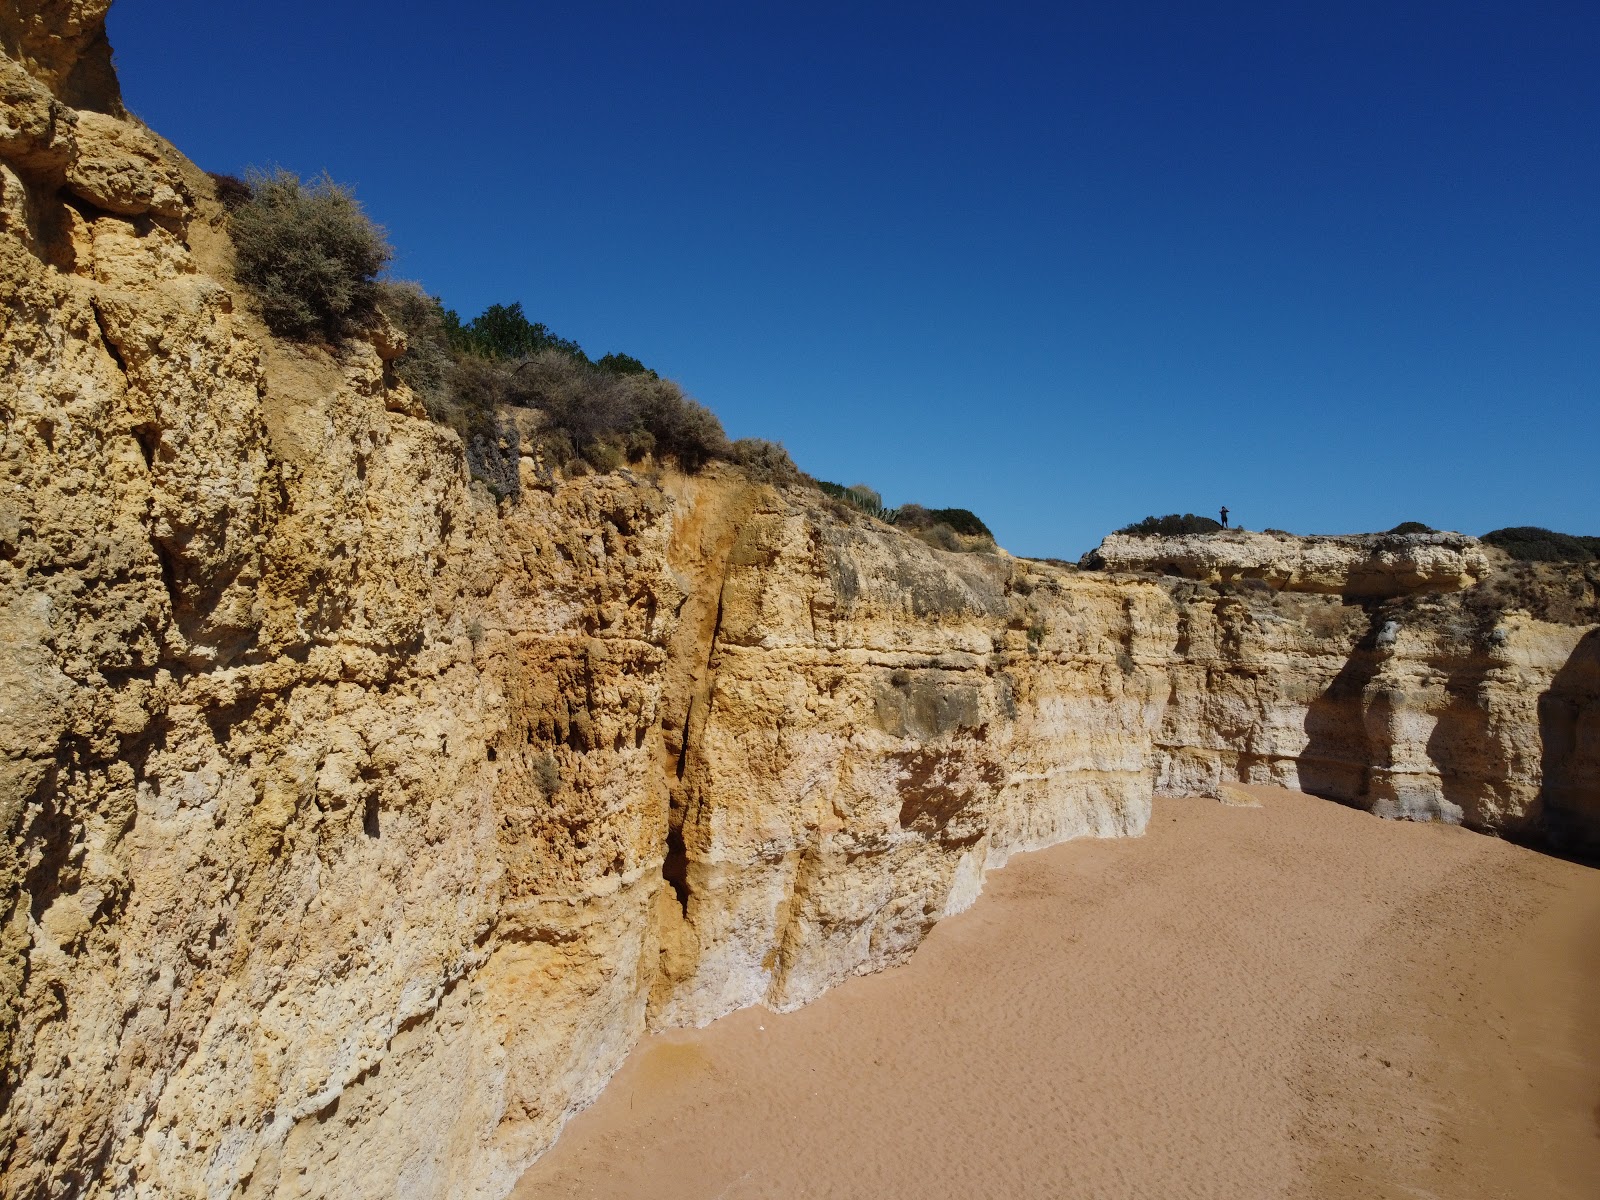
[
  {"left": 2, "top": 9, "right": 1597, "bottom": 1199},
  {"left": 1146, "top": 576, "right": 1597, "bottom": 839}
]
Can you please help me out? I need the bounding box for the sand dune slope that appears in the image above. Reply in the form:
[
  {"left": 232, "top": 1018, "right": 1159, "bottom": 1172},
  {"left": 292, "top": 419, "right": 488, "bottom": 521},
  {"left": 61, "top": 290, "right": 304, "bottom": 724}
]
[{"left": 513, "top": 789, "right": 1600, "bottom": 1200}]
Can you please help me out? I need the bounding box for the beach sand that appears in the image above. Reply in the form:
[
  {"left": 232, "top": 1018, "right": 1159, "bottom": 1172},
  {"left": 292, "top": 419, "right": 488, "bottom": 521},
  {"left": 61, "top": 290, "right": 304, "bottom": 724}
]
[{"left": 512, "top": 788, "right": 1600, "bottom": 1199}]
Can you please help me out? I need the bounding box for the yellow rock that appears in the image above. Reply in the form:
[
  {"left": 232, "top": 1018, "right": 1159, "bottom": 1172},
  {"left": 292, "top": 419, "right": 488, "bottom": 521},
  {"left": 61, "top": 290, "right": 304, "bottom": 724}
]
[
  {"left": 1, "top": 7, "right": 1596, "bottom": 1199},
  {"left": 1216, "top": 782, "right": 1263, "bottom": 808}
]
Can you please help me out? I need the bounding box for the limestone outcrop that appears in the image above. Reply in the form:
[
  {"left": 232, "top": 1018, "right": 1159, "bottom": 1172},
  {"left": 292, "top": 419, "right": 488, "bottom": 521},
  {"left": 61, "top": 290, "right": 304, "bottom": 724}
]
[
  {"left": 1089, "top": 528, "right": 1491, "bottom": 596},
  {"left": 1142, "top": 579, "right": 1598, "bottom": 842},
  {"left": 1, "top": 7, "right": 1596, "bottom": 1199}
]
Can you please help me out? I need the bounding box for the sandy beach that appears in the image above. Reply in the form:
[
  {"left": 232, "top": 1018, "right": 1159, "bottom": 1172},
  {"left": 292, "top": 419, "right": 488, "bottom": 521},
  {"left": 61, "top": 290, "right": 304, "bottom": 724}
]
[{"left": 513, "top": 788, "right": 1600, "bottom": 1200}]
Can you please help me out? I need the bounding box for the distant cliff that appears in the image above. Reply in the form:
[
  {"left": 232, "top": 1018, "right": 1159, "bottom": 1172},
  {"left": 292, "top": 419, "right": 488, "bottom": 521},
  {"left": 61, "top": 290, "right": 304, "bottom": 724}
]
[{"left": 2, "top": 6, "right": 1596, "bottom": 1198}]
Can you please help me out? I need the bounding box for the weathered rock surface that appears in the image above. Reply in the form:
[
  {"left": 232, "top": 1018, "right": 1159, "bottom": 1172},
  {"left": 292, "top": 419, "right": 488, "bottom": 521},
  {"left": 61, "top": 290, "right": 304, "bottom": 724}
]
[
  {"left": 1144, "top": 579, "right": 1598, "bottom": 844},
  {"left": 1090, "top": 528, "right": 1491, "bottom": 596},
  {"left": 1, "top": 7, "right": 1597, "bottom": 1200}
]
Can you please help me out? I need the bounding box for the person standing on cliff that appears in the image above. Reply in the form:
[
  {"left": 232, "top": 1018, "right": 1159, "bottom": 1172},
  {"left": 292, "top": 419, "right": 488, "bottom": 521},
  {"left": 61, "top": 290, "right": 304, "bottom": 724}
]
[{"left": 1220, "top": 506, "right": 1230, "bottom": 528}]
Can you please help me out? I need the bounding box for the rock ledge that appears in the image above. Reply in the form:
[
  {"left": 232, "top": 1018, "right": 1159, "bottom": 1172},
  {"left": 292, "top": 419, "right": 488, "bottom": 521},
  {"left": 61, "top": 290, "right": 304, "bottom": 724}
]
[{"left": 1086, "top": 529, "right": 1490, "bottom": 597}]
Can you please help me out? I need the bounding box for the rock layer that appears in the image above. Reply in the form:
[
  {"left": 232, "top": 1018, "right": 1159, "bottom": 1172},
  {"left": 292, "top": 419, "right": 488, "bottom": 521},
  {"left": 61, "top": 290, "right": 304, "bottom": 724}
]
[
  {"left": 1090, "top": 528, "right": 1491, "bottom": 596},
  {"left": 2, "top": 8, "right": 1597, "bottom": 1199}
]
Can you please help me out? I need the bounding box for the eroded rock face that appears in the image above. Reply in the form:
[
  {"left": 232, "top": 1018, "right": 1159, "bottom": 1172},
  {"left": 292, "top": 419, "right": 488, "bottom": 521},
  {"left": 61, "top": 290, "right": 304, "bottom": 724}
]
[
  {"left": 648, "top": 492, "right": 1164, "bottom": 1025},
  {"left": 1089, "top": 528, "right": 1491, "bottom": 596},
  {"left": 2, "top": 7, "right": 1597, "bottom": 1199},
  {"left": 1145, "top": 580, "right": 1598, "bottom": 848},
  {"left": 0, "top": 0, "right": 119, "bottom": 113}
]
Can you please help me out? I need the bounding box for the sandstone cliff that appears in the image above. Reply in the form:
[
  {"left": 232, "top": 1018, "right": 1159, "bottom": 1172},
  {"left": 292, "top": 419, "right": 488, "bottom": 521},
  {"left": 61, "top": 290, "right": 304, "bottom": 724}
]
[
  {"left": 1089, "top": 528, "right": 1491, "bottom": 596},
  {"left": 2, "top": 8, "right": 1596, "bottom": 1199}
]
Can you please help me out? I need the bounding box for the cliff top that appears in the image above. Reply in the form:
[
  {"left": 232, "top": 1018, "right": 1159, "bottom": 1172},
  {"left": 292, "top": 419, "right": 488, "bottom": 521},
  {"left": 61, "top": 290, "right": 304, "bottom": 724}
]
[{"left": 1083, "top": 527, "right": 1491, "bottom": 597}]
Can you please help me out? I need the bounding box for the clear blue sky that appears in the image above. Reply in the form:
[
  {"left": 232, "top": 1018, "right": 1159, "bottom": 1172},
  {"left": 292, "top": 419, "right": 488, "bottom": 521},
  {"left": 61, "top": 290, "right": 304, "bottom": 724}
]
[{"left": 108, "top": 1, "right": 1597, "bottom": 557}]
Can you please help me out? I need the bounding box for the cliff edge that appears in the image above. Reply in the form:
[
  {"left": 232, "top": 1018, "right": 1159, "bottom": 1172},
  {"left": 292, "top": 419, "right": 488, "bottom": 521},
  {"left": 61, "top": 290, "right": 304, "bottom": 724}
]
[{"left": 1087, "top": 528, "right": 1491, "bottom": 596}]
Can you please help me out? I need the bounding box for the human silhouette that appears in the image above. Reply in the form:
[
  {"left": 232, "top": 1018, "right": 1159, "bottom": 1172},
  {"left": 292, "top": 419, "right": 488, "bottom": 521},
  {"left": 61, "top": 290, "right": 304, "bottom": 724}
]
[{"left": 1220, "top": 506, "right": 1230, "bottom": 529}]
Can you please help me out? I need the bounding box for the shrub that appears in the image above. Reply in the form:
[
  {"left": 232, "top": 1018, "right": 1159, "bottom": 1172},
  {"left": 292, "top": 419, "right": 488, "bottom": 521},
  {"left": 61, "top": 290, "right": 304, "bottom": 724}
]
[
  {"left": 847, "top": 483, "right": 884, "bottom": 510},
  {"left": 1482, "top": 526, "right": 1600, "bottom": 563},
  {"left": 207, "top": 171, "right": 252, "bottom": 210},
  {"left": 730, "top": 438, "right": 802, "bottom": 484},
  {"left": 1117, "top": 513, "right": 1223, "bottom": 536},
  {"left": 928, "top": 507, "right": 991, "bottom": 538},
  {"left": 623, "top": 375, "right": 730, "bottom": 471},
  {"left": 509, "top": 349, "right": 629, "bottom": 451},
  {"left": 816, "top": 480, "right": 893, "bottom": 520},
  {"left": 230, "top": 168, "right": 391, "bottom": 340},
  {"left": 595, "top": 352, "right": 658, "bottom": 378},
  {"left": 449, "top": 301, "right": 586, "bottom": 360},
  {"left": 466, "top": 419, "right": 522, "bottom": 500},
  {"left": 532, "top": 752, "right": 561, "bottom": 799},
  {"left": 371, "top": 299, "right": 522, "bottom": 499},
  {"left": 815, "top": 485, "right": 994, "bottom": 546},
  {"left": 892, "top": 503, "right": 994, "bottom": 545},
  {"left": 372, "top": 285, "right": 734, "bottom": 479},
  {"left": 483, "top": 347, "right": 729, "bottom": 473},
  {"left": 1389, "top": 521, "right": 1435, "bottom": 535},
  {"left": 376, "top": 281, "right": 453, "bottom": 408}
]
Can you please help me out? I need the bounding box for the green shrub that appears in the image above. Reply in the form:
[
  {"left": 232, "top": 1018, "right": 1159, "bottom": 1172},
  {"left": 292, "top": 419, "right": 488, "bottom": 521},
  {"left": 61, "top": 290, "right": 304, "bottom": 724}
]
[
  {"left": 595, "top": 352, "right": 658, "bottom": 378},
  {"left": 230, "top": 168, "right": 391, "bottom": 340},
  {"left": 532, "top": 752, "right": 561, "bottom": 799},
  {"left": 892, "top": 503, "right": 994, "bottom": 545},
  {"left": 847, "top": 483, "right": 883, "bottom": 510},
  {"left": 816, "top": 485, "right": 994, "bottom": 546},
  {"left": 1117, "top": 513, "right": 1223, "bottom": 536},
  {"left": 928, "top": 507, "right": 991, "bottom": 538},
  {"left": 448, "top": 301, "right": 585, "bottom": 360},
  {"left": 582, "top": 438, "right": 627, "bottom": 473},
  {"left": 1388, "top": 521, "right": 1435, "bottom": 535},
  {"left": 227, "top": 161, "right": 736, "bottom": 482},
  {"left": 1482, "top": 526, "right": 1600, "bottom": 563},
  {"left": 371, "top": 299, "right": 522, "bottom": 499},
  {"left": 509, "top": 349, "right": 628, "bottom": 450},
  {"left": 375, "top": 284, "right": 733, "bottom": 479}
]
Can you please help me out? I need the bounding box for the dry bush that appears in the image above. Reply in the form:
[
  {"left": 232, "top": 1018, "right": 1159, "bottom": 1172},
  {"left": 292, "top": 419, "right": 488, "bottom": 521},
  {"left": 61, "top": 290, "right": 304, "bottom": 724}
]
[
  {"left": 206, "top": 171, "right": 252, "bottom": 209},
  {"left": 620, "top": 374, "right": 730, "bottom": 471},
  {"left": 376, "top": 281, "right": 453, "bottom": 408},
  {"left": 730, "top": 438, "right": 803, "bottom": 484},
  {"left": 230, "top": 168, "right": 391, "bottom": 340}
]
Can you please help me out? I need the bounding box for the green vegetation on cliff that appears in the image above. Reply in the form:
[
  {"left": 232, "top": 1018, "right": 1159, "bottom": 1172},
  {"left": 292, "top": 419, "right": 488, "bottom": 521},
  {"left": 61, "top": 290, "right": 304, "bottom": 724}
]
[
  {"left": 224, "top": 171, "right": 1000, "bottom": 546},
  {"left": 226, "top": 172, "right": 735, "bottom": 493},
  {"left": 1117, "top": 513, "right": 1224, "bottom": 536},
  {"left": 1482, "top": 526, "right": 1600, "bottom": 563},
  {"left": 813, "top": 482, "right": 994, "bottom": 551}
]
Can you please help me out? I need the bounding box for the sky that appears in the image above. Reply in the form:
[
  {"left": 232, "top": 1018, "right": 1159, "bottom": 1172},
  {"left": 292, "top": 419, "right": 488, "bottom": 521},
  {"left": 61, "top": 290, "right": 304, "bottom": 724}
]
[{"left": 107, "top": 1, "right": 1598, "bottom": 558}]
